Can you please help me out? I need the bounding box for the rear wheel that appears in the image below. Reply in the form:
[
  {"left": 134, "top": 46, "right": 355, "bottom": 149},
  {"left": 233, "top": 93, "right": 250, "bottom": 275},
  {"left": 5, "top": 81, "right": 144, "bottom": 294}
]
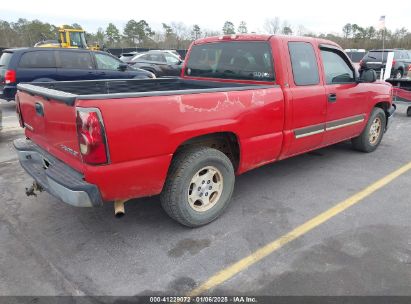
[
  {"left": 352, "top": 107, "right": 386, "bottom": 152},
  {"left": 160, "top": 147, "right": 235, "bottom": 227}
]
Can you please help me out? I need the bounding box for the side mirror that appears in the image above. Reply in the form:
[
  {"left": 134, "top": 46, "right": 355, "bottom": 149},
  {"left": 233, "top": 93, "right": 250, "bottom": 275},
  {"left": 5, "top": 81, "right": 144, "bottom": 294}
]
[
  {"left": 118, "top": 63, "right": 128, "bottom": 71},
  {"left": 358, "top": 69, "right": 377, "bottom": 83}
]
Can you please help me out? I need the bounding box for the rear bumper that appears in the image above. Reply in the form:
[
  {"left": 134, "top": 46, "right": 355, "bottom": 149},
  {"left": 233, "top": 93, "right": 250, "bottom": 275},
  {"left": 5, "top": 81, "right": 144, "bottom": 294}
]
[
  {"left": 0, "top": 85, "right": 17, "bottom": 101},
  {"left": 13, "top": 138, "right": 103, "bottom": 207}
]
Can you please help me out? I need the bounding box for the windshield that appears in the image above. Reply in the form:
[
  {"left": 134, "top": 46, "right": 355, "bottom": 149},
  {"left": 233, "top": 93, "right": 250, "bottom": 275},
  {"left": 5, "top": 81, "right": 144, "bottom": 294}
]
[
  {"left": 69, "top": 32, "right": 88, "bottom": 48},
  {"left": 0, "top": 52, "right": 13, "bottom": 67},
  {"left": 185, "top": 41, "right": 275, "bottom": 81}
]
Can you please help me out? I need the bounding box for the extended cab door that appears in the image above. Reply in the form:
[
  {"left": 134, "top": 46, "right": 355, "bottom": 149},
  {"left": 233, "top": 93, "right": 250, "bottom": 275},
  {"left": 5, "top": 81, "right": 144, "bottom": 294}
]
[
  {"left": 319, "top": 46, "right": 369, "bottom": 145},
  {"left": 281, "top": 40, "right": 327, "bottom": 157}
]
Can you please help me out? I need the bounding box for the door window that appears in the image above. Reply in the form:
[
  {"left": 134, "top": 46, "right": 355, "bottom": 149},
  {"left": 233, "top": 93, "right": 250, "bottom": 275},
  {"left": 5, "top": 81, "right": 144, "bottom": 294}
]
[
  {"left": 59, "top": 51, "right": 93, "bottom": 69},
  {"left": 135, "top": 54, "right": 150, "bottom": 61},
  {"left": 148, "top": 53, "right": 166, "bottom": 63},
  {"left": 95, "top": 53, "right": 121, "bottom": 70},
  {"left": 320, "top": 49, "right": 354, "bottom": 84},
  {"left": 165, "top": 54, "right": 180, "bottom": 64},
  {"left": 288, "top": 42, "right": 319, "bottom": 86}
]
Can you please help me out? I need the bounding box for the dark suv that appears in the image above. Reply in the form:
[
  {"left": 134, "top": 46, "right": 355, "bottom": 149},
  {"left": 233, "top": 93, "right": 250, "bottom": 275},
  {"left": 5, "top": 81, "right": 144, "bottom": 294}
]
[
  {"left": 0, "top": 48, "right": 155, "bottom": 101},
  {"left": 359, "top": 49, "right": 411, "bottom": 79}
]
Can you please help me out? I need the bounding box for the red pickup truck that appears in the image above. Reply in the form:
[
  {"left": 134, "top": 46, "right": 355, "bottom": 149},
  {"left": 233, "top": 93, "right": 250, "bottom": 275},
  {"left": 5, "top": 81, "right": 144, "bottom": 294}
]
[{"left": 14, "top": 35, "right": 395, "bottom": 227}]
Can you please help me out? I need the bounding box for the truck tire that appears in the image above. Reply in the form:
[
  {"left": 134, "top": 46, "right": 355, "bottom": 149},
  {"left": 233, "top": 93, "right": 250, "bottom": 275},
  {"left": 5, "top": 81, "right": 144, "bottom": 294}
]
[
  {"left": 160, "top": 147, "right": 235, "bottom": 227},
  {"left": 352, "top": 107, "right": 386, "bottom": 153}
]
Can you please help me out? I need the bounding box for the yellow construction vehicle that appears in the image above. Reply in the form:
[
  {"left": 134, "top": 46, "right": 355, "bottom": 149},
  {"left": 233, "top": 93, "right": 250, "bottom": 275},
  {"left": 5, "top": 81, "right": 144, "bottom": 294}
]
[{"left": 34, "top": 26, "right": 100, "bottom": 50}]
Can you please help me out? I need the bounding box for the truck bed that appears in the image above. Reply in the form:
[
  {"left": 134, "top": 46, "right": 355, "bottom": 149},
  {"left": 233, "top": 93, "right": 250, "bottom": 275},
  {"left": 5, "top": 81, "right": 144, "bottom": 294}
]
[
  {"left": 17, "top": 78, "right": 274, "bottom": 105},
  {"left": 386, "top": 78, "right": 411, "bottom": 101}
]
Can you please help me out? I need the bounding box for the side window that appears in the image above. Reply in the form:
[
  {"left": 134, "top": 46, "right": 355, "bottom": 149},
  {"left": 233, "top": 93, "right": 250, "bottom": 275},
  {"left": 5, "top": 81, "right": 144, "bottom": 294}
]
[
  {"left": 149, "top": 54, "right": 166, "bottom": 63},
  {"left": 288, "top": 42, "right": 319, "bottom": 86},
  {"left": 320, "top": 49, "right": 354, "bottom": 84},
  {"left": 59, "top": 51, "right": 93, "bottom": 69},
  {"left": 165, "top": 54, "right": 180, "bottom": 64},
  {"left": 95, "top": 53, "right": 121, "bottom": 70},
  {"left": 137, "top": 54, "right": 150, "bottom": 61},
  {"left": 19, "top": 51, "right": 56, "bottom": 68}
]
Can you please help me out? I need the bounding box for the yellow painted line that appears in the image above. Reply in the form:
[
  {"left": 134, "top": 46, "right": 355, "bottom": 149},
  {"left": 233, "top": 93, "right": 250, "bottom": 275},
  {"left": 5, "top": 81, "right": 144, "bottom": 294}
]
[{"left": 188, "top": 161, "right": 411, "bottom": 296}]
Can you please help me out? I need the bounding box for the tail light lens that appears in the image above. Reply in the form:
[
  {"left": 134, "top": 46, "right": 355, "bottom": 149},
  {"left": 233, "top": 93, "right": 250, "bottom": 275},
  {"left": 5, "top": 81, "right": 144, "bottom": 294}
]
[
  {"left": 76, "top": 108, "right": 109, "bottom": 165},
  {"left": 392, "top": 60, "right": 396, "bottom": 66},
  {"left": 5, "top": 70, "right": 16, "bottom": 84},
  {"left": 359, "top": 59, "right": 363, "bottom": 66}
]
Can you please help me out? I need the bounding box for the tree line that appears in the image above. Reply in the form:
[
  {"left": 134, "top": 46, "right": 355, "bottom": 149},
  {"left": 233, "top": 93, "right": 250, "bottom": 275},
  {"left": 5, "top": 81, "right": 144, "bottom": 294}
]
[{"left": 1, "top": 18, "right": 410, "bottom": 50}]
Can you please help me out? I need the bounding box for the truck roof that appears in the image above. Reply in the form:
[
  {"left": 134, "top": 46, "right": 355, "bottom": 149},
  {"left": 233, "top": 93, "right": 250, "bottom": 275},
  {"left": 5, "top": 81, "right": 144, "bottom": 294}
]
[{"left": 193, "top": 34, "right": 341, "bottom": 49}]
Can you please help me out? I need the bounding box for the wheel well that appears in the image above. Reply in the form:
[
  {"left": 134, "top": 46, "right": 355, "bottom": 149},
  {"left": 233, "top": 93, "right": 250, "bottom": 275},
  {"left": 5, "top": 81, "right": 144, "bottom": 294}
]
[
  {"left": 142, "top": 68, "right": 156, "bottom": 75},
  {"left": 175, "top": 132, "right": 240, "bottom": 170},
  {"left": 375, "top": 102, "right": 391, "bottom": 122},
  {"left": 375, "top": 102, "right": 389, "bottom": 110}
]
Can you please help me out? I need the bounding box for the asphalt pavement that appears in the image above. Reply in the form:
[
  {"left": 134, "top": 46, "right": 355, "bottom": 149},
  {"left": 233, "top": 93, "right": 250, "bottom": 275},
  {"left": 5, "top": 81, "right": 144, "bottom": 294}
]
[{"left": 0, "top": 98, "right": 410, "bottom": 297}]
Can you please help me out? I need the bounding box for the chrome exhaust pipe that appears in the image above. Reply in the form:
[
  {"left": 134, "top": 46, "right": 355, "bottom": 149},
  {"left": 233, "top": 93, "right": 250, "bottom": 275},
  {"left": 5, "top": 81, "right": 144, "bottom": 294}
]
[{"left": 114, "top": 200, "right": 126, "bottom": 218}]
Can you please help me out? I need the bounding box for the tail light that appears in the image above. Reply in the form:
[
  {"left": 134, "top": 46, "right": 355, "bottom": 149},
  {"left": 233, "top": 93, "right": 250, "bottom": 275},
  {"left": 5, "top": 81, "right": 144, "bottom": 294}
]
[
  {"left": 392, "top": 60, "right": 396, "bottom": 66},
  {"left": 409, "top": 66, "right": 411, "bottom": 71},
  {"left": 359, "top": 59, "right": 363, "bottom": 66},
  {"left": 5, "top": 69, "right": 16, "bottom": 84},
  {"left": 76, "top": 108, "right": 109, "bottom": 165},
  {"left": 15, "top": 95, "right": 24, "bottom": 128}
]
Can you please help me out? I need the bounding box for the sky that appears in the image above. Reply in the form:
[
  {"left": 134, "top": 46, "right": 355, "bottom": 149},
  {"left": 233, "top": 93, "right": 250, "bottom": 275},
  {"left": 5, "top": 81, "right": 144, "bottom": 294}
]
[{"left": 1, "top": 0, "right": 411, "bottom": 35}]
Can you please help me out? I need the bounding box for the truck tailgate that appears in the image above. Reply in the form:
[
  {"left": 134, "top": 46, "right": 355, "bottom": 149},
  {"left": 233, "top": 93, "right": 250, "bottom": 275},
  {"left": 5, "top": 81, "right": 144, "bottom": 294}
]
[{"left": 17, "top": 90, "right": 84, "bottom": 173}]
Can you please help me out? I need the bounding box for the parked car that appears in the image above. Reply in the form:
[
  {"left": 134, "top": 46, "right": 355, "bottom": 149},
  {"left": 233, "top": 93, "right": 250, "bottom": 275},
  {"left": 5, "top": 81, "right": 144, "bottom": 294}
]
[
  {"left": 14, "top": 35, "right": 395, "bottom": 227},
  {"left": 119, "top": 51, "right": 139, "bottom": 63},
  {"left": 152, "top": 49, "right": 182, "bottom": 60},
  {"left": 129, "top": 50, "right": 183, "bottom": 77},
  {"left": 0, "top": 48, "right": 155, "bottom": 101},
  {"left": 359, "top": 49, "right": 411, "bottom": 79}
]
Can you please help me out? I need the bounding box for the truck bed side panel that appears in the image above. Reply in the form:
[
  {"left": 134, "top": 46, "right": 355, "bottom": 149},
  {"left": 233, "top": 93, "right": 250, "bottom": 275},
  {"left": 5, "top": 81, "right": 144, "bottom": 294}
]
[{"left": 77, "top": 86, "right": 284, "bottom": 201}]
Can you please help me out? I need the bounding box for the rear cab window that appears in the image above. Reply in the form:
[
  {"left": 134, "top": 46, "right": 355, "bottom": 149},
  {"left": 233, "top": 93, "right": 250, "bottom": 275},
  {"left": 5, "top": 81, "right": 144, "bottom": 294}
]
[
  {"left": 19, "top": 51, "right": 56, "bottom": 68},
  {"left": 185, "top": 41, "right": 275, "bottom": 81},
  {"left": 288, "top": 42, "right": 320, "bottom": 86}
]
